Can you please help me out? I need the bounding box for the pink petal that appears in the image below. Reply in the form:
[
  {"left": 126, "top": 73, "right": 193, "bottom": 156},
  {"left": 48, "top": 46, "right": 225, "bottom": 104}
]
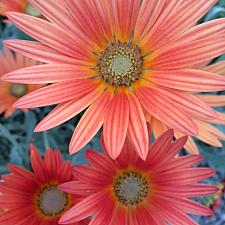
[
  {"left": 59, "top": 191, "right": 107, "bottom": 224},
  {"left": 85, "top": 150, "right": 117, "bottom": 173},
  {"left": 4, "top": 40, "right": 89, "bottom": 65},
  {"left": 135, "top": 86, "right": 198, "bottom": 136},
  {"left": 7, "top": 12, "right": 90, "bottom": 59},
  {"left": 69, "top": 91, "right": 112, "bottom": 155},
  {"left": 2, "top": 64, "right": 95, "bottom": 84},
  {"left": 127, "top": 93, "right": 149, "bottom": 160},
  {"left": 144, "top": 84, "right": 218, "bottom": 120},
  {"left": 141, "top": 0, "right": 217, "bottom": 51},
  {"left": 34, "top": 89, "right": 102, "bottom": 132},
  {"left": 151, "top": 36, "right": 225, "bottom": 69},
  {"left": 149, "top": 69, "right": 225, "bottom": 92},
  {"left": 14, "top": 79, "right": 97, "bottom": 108},
  {"left": 103, "top": 91, "right": 129, "bottom": 159}
]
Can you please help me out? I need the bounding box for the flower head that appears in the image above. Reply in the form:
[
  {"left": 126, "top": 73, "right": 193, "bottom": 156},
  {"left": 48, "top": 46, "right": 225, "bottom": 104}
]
[
  {"left": 3, "top": 0, "right": 225, "bottom": 159},
  {"left": 59, "top": 130, "right": 218, "bottom": 225},
  {"left": 0, "top": 145, "right": 89, "bottom": 225},
  {"left": 0, "top": 48, "right": 42, "bottom": 117}
]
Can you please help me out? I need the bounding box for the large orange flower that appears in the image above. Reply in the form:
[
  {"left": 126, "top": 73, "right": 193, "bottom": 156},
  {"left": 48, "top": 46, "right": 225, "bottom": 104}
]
[
  {"left": 0, "top": 48, "right": 42, "bottom": 117},
  {"left": 3, "top": 0, "right": 225, "bottom": 159},
  {"left": 59, "top": 130, "right": 218, "bottom": 225},
  {"left": 0, "top": 145, "right": 90, "bottom": 225}
]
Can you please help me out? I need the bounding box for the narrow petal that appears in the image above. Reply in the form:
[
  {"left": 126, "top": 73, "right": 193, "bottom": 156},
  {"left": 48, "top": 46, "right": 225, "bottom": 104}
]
[
  {"left": 59, "top": 192, "right": 107, "bottom": 224},
  {"left": 158, "top": 18, "right": 225, "bottom": 53},
  {"left": 7, "top": 12, "right": 90, "bottom": 59},
  {"left": 29, "top": 0, "right": 94, "bottom": 48},
  {"left": 149, "top": 69, "right": 225, "bottom": 92},
  {"left": 204, "top": 60, "right": 225, "bottom": 75},
  {"left": 135, "top": 85, "right": 198, "bottom": 135},
  {"left": 2, "top": 64, "right": 95, "bottom": 84},
  {"left": 69, "top": 91, "right": 112, "bottom": 155},
  {"left": 142, "top": 84, "right": 218, "bottom": 120},
  {"left": 116, "top": 138, "right": 139, "bottom": 168},
  {"left": 85, "top": 150, "right": 117, "bottom": 173},
  {"left": 4, "top": 40, "right": 90, "bottom": 65},
  {"left": 134, "top": 0, "right": 167, "bottom": 43},
  {"left": 150, "top": 35, "right": 225, "bottom": 69},
  {"left": 109, "top": 206, "right": 128, "bottom": 225},
  {"left": 126, "top": 93, "right": 149, "bottom": 160},
  {"left": 198, "top": 94, "right": 225, "bottom": 107},
  {"left": 175, "top": 132, "right": 199, "bottom": 154},
  {"left": 141, "top": 0, "right": 218, "bottom": 51},
  {"left": 103, "top": 90, "right": 129, "bottom": 159},
  {"left": 35, "top": 89, "right": 103, "bottom": 132},
  {"left": 14, "top": 80, "right": 98, "bottom": 108}
]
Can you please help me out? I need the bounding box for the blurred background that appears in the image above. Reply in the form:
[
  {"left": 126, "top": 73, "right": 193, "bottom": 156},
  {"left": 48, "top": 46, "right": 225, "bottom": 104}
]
[{"left": 0, "top": 1, "right": 225, "bottom": 224}]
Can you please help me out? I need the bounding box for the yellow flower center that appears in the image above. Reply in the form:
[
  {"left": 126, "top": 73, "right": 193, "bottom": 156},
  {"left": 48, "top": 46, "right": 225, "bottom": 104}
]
[
  {"left": 9, "top": 84, "right": 28, "bottom": 98},
  {"left": 114, "top": 171, "right": 149, "bottom": 206},
  {"left": 97, "top": 42, "right": 143, "bottom": 86},
  {"left": 24, "top": 3, "right": 42, "bottom": 17},
  {"left": 36, "top": 185, "right": 69, "bottom": 217}
]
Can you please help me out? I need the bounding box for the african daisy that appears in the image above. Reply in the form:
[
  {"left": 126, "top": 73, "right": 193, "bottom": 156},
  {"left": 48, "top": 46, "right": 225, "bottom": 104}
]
[
  {"left": 0, "top": 144, "right": 90, "bottom": 225},
  {"left": 3, "top": 0, "right": 225, "bottom": 159},
  {"left": 0, "top": 48, "right": 42, "bottom": 117},
  {"left": 59, "top": 130, "right": 218, "bottom": 225}
]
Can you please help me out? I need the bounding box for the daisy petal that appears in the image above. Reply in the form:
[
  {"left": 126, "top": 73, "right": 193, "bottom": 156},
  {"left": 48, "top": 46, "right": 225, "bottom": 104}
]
[
  {"left": 135, "top": 86, "right": 198, "bottom": 135},
  {"left": 4, "top": 40, "right": 89, "bottom": 65},
  {"left": 150, "top": 69, "right": 225, "bottom": 92},
  {"left": 69, "top": 91, "right": 112, "bottom": 155},
  {"left": 7, "top": 12, "right": 90, "bottom": 59},
  {"left": 35, "top": 89, "right": 102, "bottom": 132},
  {"left": 14, "top": 80, "right": 98, "bottom": 108},
  {"left": 103, "top": 90, "right": 129, "bottom": 159},
  {"left": 2, "top": 64, "right": 95, "bottom": 84},
  {"left": 59, "top": 191, "right": 107, "bottom": 224},
  {"left": 127, "top": 93, "right": 149, "bottom": 160}
]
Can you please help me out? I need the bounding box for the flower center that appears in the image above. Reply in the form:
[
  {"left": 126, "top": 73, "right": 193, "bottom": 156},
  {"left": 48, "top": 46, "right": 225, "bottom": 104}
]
[
  {"left": 9, "top": 84, "right": 28, "bottom": 98},
  {"left": 114, "top": 171, "right": 149, "bottom": 206},
  {"left": 37, "top": 185, "right": 69, "bottom": 217},
  {"left": 25, "top": 3, "right": 42, "bottom": 17},
  {"left": 97, "top": 42, "right": 143, "bottom": 86}
]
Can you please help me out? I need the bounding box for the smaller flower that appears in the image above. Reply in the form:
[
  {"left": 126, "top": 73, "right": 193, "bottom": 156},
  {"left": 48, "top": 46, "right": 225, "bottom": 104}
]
[
  {"left": 0, "top": 145, "right": 89, "bottom": 225},
  {"left": 60, "top": 130, "right": 218, "bottom": 225},
  {"left": 0, "top": 48, "right": 42, "bottom": 117},
  {"left": 0, "top": 0, "right": 41, "bottom": 17},
  {"left": 0, "top": 0, "right": 63, "bottom": 17}
]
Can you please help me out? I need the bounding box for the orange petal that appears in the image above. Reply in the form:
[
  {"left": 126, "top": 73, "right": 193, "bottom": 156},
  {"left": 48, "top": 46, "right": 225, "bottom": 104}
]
[
  {"left": 69, "top": 91, "right": 112, "bottom": 155},
  {"left": 103, "top": 90, "right": 129, "bottom": 159}
]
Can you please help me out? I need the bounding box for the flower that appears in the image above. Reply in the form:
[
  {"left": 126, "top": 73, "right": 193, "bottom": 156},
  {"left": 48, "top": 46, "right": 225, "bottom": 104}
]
[
  {"left": 0, "top": 0, "right": 63, "bottom": 17},
  {"left": 0, "top": 48, "right": 42, "bottom": 117},
  {"left": 0, "top": 0, "right": 42, "bottom": 17},
  {"left": 0, "top": 144, "right": 90, "bottom": 225},
  {"left": 3, "top": 0, "right": 225, "bottom": 159},
  {"left": 59, "top": 130, "right": 218, "bottom": 225},
  {"left": 150, "top": 60, "right": 225, "bottom": 154}
]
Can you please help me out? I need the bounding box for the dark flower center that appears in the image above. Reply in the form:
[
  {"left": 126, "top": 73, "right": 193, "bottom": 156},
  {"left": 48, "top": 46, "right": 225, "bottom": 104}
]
[
  {"left": 97, "top": 42, "right": 143, "bottom": 86},
  {"left": 37, "top": 185, "right": 69, "bottom": 216},
  {"left": 114, "top": 171, "right": 149, "bottom": 206}
]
